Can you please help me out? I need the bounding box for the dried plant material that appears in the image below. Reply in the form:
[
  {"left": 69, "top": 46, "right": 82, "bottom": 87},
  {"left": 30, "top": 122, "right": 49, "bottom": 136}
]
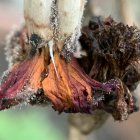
[
  {"left": 69, "top": 16, "right": 140, "bottom": 130},
  {"left": 29, "top": 88, "right": 49, "bottom": 106},
  {"left": 123, "top": 64, "right": 140, "bottom": 91},
  {"left": 0, "top": 49, "right": 47, "bottom": 110},
  {"left": 0, "top": 40, "right": 113, "bottom": 113},
  {"left": 0, "top": 0, "right": 139, "bottom": 121},
  {"left": 80, "top": 16, "right": 140, "bottom": 84},
  {"left": 42, "top": 52, "right": 112, "bottom": 112},
  {"left": 79, "top": 16, "right": 140, "bottom": 120},
  {"left": 5, "top": 25, "right": 28, "bottom": 67},
  {"left": 0, "top": 17, "right": 139, "bottom": 121}
]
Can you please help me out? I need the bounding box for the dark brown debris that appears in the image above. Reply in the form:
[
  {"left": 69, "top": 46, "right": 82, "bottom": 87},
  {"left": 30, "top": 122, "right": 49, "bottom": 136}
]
[{"left": 79, "top": 16, "right": 140, "bottom": 120}]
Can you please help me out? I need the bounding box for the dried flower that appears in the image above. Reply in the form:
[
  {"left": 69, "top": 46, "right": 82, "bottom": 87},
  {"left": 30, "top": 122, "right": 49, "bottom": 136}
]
[
  {"left": 0, "top": 16, "right": 139, "bottom": 121},
  {"left": 0, "top": 34, "right": 114, "bottom": 113},
  {"left": 80, "top": 17, "right": 140, "bottom": 82},
  {"left": 79, "top": 16, "right": 140, "bottom": 120},
  {"left": 0, "top": 0, "right": 139, "bottom": 121}
]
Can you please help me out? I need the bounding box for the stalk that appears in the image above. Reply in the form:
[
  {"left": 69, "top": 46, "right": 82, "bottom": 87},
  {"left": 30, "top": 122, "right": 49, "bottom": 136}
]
[
  {"left": 24, "top": 0, "right": 86, "bottom": 48},
  {"left": 24, "top": 1, "right": 88, "bottom": 140}
]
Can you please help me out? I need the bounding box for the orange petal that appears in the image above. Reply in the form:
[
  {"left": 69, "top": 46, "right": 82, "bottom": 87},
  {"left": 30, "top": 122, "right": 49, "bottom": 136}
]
[
  {"left": 0, "top": 50, "right": 46, "bottom": 108},
  {"left": 42, "top": 53, "right": 110, "bottom": 113}
]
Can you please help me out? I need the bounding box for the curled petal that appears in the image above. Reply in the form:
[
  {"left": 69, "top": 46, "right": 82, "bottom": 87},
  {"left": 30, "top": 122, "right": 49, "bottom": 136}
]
[
  {"left": 42, "top": 53, "right": 111, "bottom": 113},
  {"left": 0, "top": 51, "right": 46, "bottom": 109}
]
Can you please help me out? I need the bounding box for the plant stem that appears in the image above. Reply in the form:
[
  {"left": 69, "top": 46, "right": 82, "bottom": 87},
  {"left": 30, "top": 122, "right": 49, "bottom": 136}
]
[{"left": 69, "top": 125, "right": 87, "bottom": 140}]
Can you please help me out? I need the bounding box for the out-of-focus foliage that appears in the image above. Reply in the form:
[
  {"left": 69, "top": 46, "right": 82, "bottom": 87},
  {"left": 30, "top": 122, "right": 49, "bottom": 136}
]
[{"left": 0, "top": 107, "right": 64, "bottom": 140}]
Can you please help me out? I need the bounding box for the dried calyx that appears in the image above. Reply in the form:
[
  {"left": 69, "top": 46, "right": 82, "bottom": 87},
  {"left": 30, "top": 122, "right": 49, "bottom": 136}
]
[{"left": 0, "top": 0, "right": 139, "bottom": 121}]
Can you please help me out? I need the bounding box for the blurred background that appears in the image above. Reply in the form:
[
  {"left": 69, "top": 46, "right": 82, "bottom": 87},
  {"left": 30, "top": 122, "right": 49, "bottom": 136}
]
[{"left": 0, "top": 0, "right": 140, "bottom": 140}]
